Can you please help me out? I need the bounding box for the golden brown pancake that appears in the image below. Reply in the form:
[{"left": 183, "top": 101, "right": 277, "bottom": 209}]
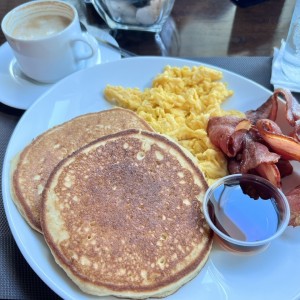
[
  {"left": 41, "top": 129, "right": 213, "bottom": 298},
  {"left": 11, "top": 108, "right": 153, "bottom": 233}
]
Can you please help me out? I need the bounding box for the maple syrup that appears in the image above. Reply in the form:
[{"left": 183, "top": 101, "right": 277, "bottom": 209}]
[{"left": 203, "top": 174, "right": 290, "bottom": 253}]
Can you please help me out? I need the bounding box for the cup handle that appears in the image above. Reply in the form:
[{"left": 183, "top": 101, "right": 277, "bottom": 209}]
[{"left": 71, "top": 34, "right": 98, "bottom": 61}]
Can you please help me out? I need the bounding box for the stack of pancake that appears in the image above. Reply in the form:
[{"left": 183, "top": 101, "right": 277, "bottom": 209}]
[{"left": 10, "top": 108, "right": 213, "bottom": 298}]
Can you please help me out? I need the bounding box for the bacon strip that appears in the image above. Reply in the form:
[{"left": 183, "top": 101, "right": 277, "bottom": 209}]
[
  {"left": 256, "top": 119, "right": 300, "bottom": 161},
  {"left": 245, "top": 90, "right": 278, "bottom": 123},
  {"left": 207, "top": 116, "right": 250, "bottom": 157},
  {"left": 207, "top": 88, "right": 300, "bottom": 227},
  {"left": 207, "top": 117, "right": 281, "bottom": 184},
  {"left": 240, "top": 134, "right": 280, "bottom": 174},
  {"left": 227, "top": 158, "right": 241, "bottom": 174},
  {"left": 255, "top": 163, "right": 281, "bottom": 188},
  {"left": 277, "top": 88, "right": 300, "bottom": 142},
  {"left": 276, "top": 159, "right": 293, "bottom": 178},
  {"left": 285, "top": 185, "right": 300, "bottom": 227},
  {"left": 280, "top": 89, "right": 300, "bottom": 127}
]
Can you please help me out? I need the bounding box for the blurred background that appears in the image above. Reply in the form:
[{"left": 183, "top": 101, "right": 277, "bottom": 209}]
[
  {"left": 82, "top": 0, "right": 296, "bottom": 56},
  {"left": 0, "top": 0, "right": 296, "bottom": 57}
]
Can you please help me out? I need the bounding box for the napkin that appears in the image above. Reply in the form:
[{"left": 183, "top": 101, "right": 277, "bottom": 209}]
[{"left": 271, "top": 40, "right": 300, "bottom": 93}]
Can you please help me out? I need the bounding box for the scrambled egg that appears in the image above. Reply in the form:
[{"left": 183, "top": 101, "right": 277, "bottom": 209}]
[{"left": 104, "top": 65, "right": 245, "bottom": 185}]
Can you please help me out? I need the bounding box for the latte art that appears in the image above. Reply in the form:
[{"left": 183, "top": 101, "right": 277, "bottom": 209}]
[{"left": 12, "top": 15, "right": 71, "bottom": 40}]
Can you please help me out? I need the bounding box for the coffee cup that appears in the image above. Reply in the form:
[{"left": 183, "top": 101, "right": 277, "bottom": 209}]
[{"left": 1, "top": 0, "right": 99, "bottom": 83}]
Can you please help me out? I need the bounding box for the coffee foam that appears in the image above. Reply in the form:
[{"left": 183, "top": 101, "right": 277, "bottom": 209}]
[
  {"left": 12, "top": 15, "right": 71, "bottom": 40},
  {"left": 3, "top": 1, "right": 74, "bottom": 40}
]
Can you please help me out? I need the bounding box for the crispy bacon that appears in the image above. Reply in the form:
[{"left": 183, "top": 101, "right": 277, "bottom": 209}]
[
  {"left": 207, "top": 88, "right": 300, "bottom": 226},
  {"left": 245, "top": 90, "right": 278, "bottom": 123},
  {"left": 277, "top": 88, "right": 300, "bottom": 142},
  {"left": 256, "top": 119, "right": 300, "bottom": 161},
  {"left": 246, "top": 88, "right": 300, "bottom": 141},
  {"left": 255, "top": 163, "right": 281, "bottom": 188},
  {"left": 240, "top": 133, "right": 280, "bottom": 174},
  {"left": 207, "top": 116, "right": 250, "bottom": 157},
  {"left": 228, "top": 158, "right": 241, "bottom": 174},
  {"left": 280, "top": 89, "right": 300, "bottom": 127},
  {"left": 255, "top": 118, "right": 282, "bottom": 134},
  {"left": 276, "top": 159, "right": 293, "bottom": 178},
  {"left": 285, "top": 185, "right": 300, "bottom": 227}
]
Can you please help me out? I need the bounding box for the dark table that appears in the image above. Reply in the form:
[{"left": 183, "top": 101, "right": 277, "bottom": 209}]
[{"left": 0, "top": 0, "right": 296, "bottom": 57}]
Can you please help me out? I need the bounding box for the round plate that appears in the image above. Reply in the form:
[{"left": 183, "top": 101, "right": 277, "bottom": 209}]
[
  {"left": 0, "top": 31, "right": 121, "bottom": 110},
  {"left": 2, "top": 57, "right": 300, "bottom": 300}
]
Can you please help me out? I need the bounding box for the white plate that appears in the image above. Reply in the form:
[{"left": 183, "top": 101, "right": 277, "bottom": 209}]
[
  {"left": 2, "top": 57, "right": 300, "bottom": 300},
  {"left": 0, "top": 31, "right": 121, "bottom": 110}
]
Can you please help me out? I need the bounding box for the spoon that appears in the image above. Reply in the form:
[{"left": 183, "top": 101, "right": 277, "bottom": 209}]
[
  {"left": 209, "top": 185, "right": 247, "bottom": 240},
  {"left": 79, "top": 22, "right": 137, "bottom": 58}
]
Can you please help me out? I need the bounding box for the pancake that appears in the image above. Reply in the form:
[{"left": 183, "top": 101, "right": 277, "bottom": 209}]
[
  {"left": 11, "top": 108, "right": 153, "bottom": 233},
  {"left": 41, "top": 129, "right": 213, "bottom": 298}
]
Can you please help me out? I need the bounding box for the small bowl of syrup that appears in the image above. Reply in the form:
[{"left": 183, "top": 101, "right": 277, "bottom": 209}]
[{"left": 203, "top": 174, "right": 290, "bottom": 254}]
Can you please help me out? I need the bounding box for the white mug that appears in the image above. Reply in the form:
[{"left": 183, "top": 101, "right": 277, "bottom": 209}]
[{"left": 1, "top": 0, "right": 99, "bottom": 83}]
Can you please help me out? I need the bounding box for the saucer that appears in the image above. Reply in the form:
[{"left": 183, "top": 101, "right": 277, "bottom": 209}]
[{"left": 0, "top": 31, "right": 121, "bottom": 110}]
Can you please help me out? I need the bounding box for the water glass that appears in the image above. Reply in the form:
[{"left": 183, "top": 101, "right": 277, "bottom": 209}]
[
  {"left": 281, "top": 17, "right": 300, "bottom": 81},
  {"left": 90, "top": 0, "right": 175, "bottom": 32}
]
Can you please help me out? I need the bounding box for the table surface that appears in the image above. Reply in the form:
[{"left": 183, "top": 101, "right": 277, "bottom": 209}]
[{"left": 0, "top": 0, "right": 297, "bottom": 57}]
